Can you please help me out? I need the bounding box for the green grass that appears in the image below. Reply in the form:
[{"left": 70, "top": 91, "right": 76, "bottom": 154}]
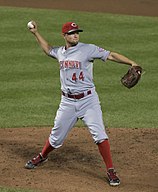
[
  {"left": 0, "top": 186, "right": 37, "bottom": 192},
  {"left": 0, "top": 7, "right": 158, "bottom": 128}
]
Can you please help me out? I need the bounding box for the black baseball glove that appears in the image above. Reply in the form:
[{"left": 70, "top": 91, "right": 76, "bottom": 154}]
[{"left": 121, "top": 65, "right": 142, "bottom": 89}]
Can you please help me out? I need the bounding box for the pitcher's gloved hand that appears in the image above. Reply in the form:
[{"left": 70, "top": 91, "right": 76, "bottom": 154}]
[{"left": 121, "top": 65, "right": 142, "bottom": 89}]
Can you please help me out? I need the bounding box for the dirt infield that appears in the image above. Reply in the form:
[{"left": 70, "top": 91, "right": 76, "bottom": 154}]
[
  {"left": 0, "top": 127, "right": 158, "bottom": 192},
  {"left": 1, "top": 0, "right": 158, "bottom": 17},
  {"left": 0, "top": 1, "right": 158, "bottom": 192}
]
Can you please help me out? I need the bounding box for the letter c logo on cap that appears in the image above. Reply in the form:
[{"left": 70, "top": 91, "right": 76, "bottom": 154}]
[{"left": 71, "top": 23, "right": 77, "bottom": 27}]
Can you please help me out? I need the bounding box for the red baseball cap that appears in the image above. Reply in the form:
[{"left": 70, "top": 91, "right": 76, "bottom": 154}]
[{"left": 62, "top": 22, "right": 83, "bottom": 34}]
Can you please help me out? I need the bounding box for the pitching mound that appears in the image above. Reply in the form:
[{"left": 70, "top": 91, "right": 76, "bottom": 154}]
[{"left": 0, "top": 127, "right": 157, "bottom": 192}]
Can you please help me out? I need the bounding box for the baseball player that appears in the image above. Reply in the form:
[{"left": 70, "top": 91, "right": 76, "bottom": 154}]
[{"left": 25, "top": 21, "right": 139, "bottom": 186}]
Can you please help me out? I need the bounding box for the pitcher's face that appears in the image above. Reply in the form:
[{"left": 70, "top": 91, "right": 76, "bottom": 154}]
[{"left": 63, "top": 31, "right": 80, "bottom": 48}]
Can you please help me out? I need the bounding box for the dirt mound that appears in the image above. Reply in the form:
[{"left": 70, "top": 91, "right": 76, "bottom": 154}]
[{"left": 0, "top": 127, "right": 157, "bottom": 192}]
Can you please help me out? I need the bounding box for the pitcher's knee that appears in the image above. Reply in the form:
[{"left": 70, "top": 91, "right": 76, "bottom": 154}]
[
  {"left": 93, "top": 133, "right": 109, "bottom": 144},
  {"left": 49, "top": 137, "right": 64, "bottom": 149}
]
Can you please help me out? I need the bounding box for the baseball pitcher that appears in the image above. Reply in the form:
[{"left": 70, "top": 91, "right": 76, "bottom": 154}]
[{"left": 25, "top": 21, "right": 141, "bottom": 186}]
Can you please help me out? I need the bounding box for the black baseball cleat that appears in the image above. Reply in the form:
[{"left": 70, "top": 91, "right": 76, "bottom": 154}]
[
  {"left": 107, "top": 168, "right": 120, "bottom": 186},
  {"left": 25, "top": 153, "right": 48, "bottom": 169}
]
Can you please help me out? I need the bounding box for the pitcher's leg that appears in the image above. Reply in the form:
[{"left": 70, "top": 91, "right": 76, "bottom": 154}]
[
  {"left": 41, "top": 107, "right": 78, "bottom": 157},
  {"left": 49, "top": 97, "right": 78, "bottom": 148},
  {"left": 25, "top": 97, "right": 77, "bottom": 169},
  {"left": 83, "top": 104, "right": 113, "bottom": 168},
  {"left": 82, "top": 103, "right": 114, "bottom": 169},
  {"left": 41, "top": 139, "right": 54, "bottom": 158},
  {"left": 82, "top": 100, "right": 120, "bottom": 186},
  {"left": 97, "top": 139, "right": 113, "bottom": 169},
  {"left": 83, "top": 102, "right": 108, "bottom": 143},
  {"left": 97, "top": 140, "right": 120, "bottom": 186}
]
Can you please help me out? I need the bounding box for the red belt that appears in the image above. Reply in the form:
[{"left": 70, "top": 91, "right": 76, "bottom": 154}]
[{"left": 62, "top": 90, "right": 91, "bottom": 99}]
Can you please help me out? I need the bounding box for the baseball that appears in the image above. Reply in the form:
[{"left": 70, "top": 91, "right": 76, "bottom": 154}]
[
  {"left": 138, "top": 71, "right": 141, "bottom": 74},
  {"left": 27, "top": 21, "right": 35, "bottom": 29}
]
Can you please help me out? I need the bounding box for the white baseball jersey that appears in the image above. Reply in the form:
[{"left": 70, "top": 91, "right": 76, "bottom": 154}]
[
  {"left": 48, "top": 42, "right": 110, "bottom": 148},
  {"left": 49, "top": 42, "right": 110, "bottom": 94}
]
